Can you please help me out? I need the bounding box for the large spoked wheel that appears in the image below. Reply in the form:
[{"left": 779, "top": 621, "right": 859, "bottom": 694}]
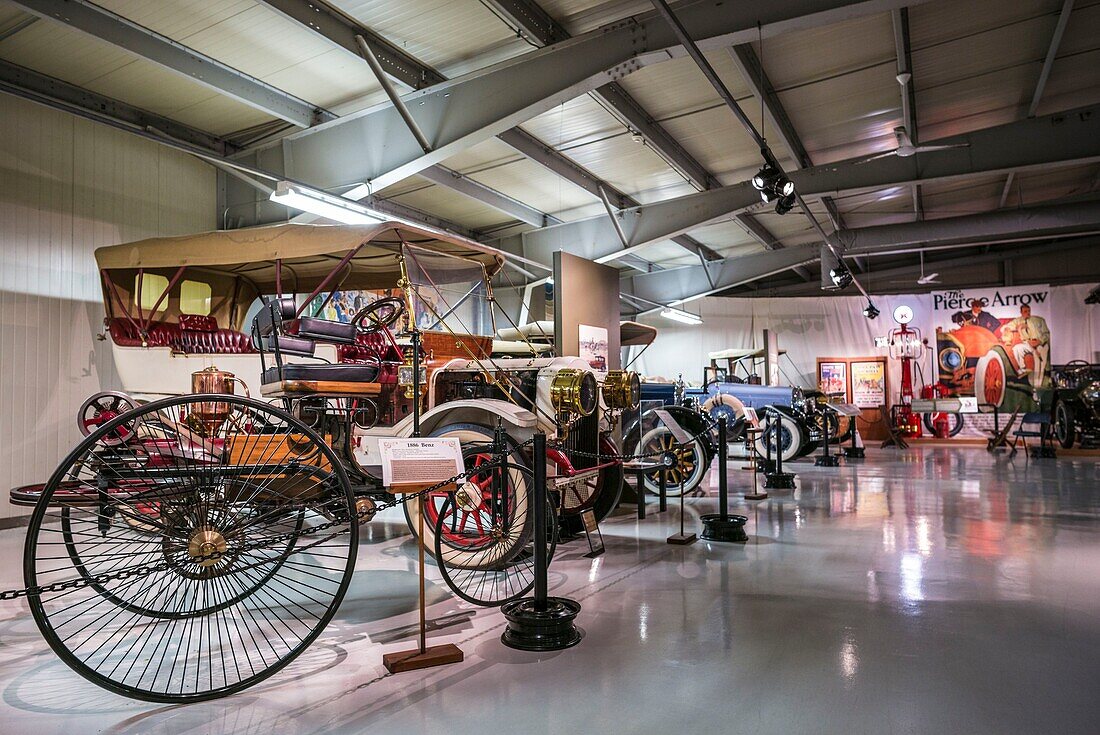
[
  {"left": 406, "top": 423, "right": 532, "bottom": 569},
  {"left": 637, "top": 426, "right": 707, "bottom": 497},
  {"left": 24, "top": 394, "right": 358, "bottom": 703},
  {"left": 432, "top": 464, "right": 556, "bottom": 607},
  {"left": 1054, "top": 401, "right": 1077, "bottom": 449},
  {"left": 923, "top": 412, "right": 964, "bottom": 438}
]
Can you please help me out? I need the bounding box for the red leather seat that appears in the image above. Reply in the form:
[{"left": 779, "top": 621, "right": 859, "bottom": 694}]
[
  {"left": 338, "top": 331, "right": 402, "bottom": 383},
  {"left": 108, "top": 318, "right": 255, "bottom": 354}
]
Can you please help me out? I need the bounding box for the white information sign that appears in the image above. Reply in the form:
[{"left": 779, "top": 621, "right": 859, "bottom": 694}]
[{"left": 378, "top": 437, "right": 465, "bottom": 487}]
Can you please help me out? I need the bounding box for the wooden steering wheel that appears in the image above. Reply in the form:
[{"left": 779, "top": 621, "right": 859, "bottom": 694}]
[{"left": 351, "top": 296, "right": 405, "bottom": 335}]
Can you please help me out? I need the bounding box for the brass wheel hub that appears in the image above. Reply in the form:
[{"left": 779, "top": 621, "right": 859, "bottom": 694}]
[{"left": 188, "top": 529, "right": 228, "bottom": 568}]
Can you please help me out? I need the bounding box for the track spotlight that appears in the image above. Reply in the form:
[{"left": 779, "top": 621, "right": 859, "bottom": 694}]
[
  {"left": 774, "top": 192, "right": 796, "bottom": 215},
  {"left": 863, "top": 302, "right": 880, "bottom": 320},
  {"left": 752, "top": 165, "right": 779, "bottom": 192},
  {"left": 829, "top": 264, "right": 853, "bottom": 289},
  {"left": 752, "top": 165, "right": 796, "bottom": 204}
]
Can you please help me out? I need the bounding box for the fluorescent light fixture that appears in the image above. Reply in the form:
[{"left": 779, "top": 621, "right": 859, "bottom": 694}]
[
  {"left": 660, "top": 307, "right": 703, "bottom": 325},
  {"left": 270, "top": 182, "right": 385, "bottom": 225}
]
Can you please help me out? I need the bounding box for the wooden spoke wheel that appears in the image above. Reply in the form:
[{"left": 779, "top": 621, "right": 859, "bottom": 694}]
[
  {"left": 637, "top": 426, "right": 706, "bottom": 497},
  {"left": 24, "top": 394, "right": 357, "bottom": 703}
]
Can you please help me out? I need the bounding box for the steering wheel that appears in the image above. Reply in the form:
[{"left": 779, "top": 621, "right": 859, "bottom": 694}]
[{"left": 351, "top": 297, "right": 405, "bottom": 335}]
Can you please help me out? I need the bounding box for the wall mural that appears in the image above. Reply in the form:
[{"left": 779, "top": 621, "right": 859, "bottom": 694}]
[{"left": 932, "top": 284, "right": 1052, "bottom": 413}]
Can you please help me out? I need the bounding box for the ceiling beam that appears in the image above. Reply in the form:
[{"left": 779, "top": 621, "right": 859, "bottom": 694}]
[
  {"left": 11, "top": 0, "right": 333, "bottom": 128},
  {"left": 494, "top": 128, "right": 719, "bottom": 260},
  {"left": 500, "top": 105, "right": 1100, "bottom": 265},
  {"left": 999, "top": 0, "right": 1075, "bottom": 208},
  {"left": 267, "top": 0, "right": 925, "bottom": 192},
  {"left": 0, "top": 59, "right": 235, "bottom": 155},
  {"left": 255, "top": 0, "right": 699, "bottom": 261},
  {"left": 755, "top": 236, "right": 1100, "bottom": 296},
  {"left": 259, "top": 0, "right": 445, "bottom": 90},
  {"left": 734, "top": 212, "right": 813, "bottom": 281},
  {"left": 419, "top": 165, "right": 558, "bottom": 227},
  {"left": 483, "top": 0, "right": 718, "bottom": 191},
  {"left": 727, "top": 45, "right": 810, "bottom": 169},
  {"left": 626, "top": 199, "right": 1100, "bottom": 308}
]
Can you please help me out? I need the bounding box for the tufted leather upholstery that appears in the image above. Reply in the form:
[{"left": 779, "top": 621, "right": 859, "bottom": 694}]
[
  {"left": 338, "top": 331, "right": 402, "bottom": 383},
  {"left": 109, "top": 318, "right": 256, "bottom": 354}
]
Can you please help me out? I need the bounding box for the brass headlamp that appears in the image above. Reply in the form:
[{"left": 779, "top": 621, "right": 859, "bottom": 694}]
[
  {"left": 550, "top": 369, "right": 598, "bottom": 418},
  {"left": 602, "top": 370, "right": 641, "bottom": 410}
]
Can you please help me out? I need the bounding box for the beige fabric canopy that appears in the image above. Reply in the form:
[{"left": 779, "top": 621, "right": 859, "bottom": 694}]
[{"left": 94, "top": 221, "right": 506, "bottom": 293}]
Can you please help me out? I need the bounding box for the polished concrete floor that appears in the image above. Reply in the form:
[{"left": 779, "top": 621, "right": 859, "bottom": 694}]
[{"left": 1, "top": 446, "right": 1098, "bottom": 734}]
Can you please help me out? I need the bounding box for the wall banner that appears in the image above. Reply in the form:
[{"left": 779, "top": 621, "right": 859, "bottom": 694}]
[{"left": 931, "top": 285, "right": 1052, "bottom": 412}]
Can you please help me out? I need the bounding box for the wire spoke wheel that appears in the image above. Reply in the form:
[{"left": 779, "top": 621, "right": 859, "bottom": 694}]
[
  {"left": 432, "top": 462, "right": 556, "bottom": 607},
  {"left": 24, "top": 394, "right": 357, "bottom": 703}
]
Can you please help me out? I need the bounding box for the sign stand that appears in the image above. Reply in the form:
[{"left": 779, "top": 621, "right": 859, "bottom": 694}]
[
  {"left": 814, "top": 407, "right": 841, "bottom": 466},
  {"left": 743, "top": 425, "right": 768, "bottom": 500},
  {"left": 667, "top": 469, "right": 696, "bottom": 545},
  {"left": 580, "top": 508, "right": 605, "bottom": 557},
  {"left": 383, "top": 483, "right": 464, "bottom": 674}
]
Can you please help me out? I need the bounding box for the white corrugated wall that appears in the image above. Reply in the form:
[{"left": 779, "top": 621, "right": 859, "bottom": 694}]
[{"left": 0, "top": 96, "right": 215, "bottom": 521}]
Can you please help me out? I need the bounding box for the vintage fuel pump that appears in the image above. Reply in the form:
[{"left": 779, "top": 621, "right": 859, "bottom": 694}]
[{"left": 887, "top": 305, "right": 927, "bottom": 437}]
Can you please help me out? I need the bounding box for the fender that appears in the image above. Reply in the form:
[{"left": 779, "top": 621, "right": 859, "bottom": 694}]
[{"left": 623, "top": 404, "right": 714, "bottom": 453}]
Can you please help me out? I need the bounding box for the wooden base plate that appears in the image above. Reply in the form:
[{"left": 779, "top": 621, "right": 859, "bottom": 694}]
[
  {"left": 382, "top": 643, "right": 463, "bottom": 674},
  {"left": 667, "top": 532, "right": 697, "bottom": 545}
]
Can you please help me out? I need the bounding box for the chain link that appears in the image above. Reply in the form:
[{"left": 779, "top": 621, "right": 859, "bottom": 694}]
[{"left": 0, "top": 438, "right": 537, "bottom": 602}]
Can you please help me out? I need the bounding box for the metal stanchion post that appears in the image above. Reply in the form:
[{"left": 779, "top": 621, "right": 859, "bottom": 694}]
[
  {"left": 659, "top": 460, "right": 668, "bottom": 513},
  {"left": 815, "top": 409, "right": 841, "bottom": 467},
  {"left": 700, "top": 416, "right": 747, "bottom": 542},
  {"left": 501, "top": 432, "right": 581, "bottom": 650},
  {"left": 764, "top": 409, "right": 797, "bottom": 490}
]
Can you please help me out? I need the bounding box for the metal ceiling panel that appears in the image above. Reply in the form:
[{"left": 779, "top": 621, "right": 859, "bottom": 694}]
[
  {"left": 654, "top": 107, "right": 793, "bottom": 185},
  {"left": 1057, "top": 1, "right": 1100, "bottom": 55},
  {"left": 908, "top": 0, "right": 1063, "bottom": 49},
  {"left": 457, "top": 158, "right": 602, "bottom": 221},
  {"left": 519, "top": 94, "right": 623, "bottom": 149},
  {"left": 562, "top": 131, "right": 695, "bottom": 199},
  {"left": 389, "top": 177, "right": 519, "bottom": 230},
  {"left": 538, "top": 0, "right": 652, "bottom": 35},
  {"left": 615, "top": 52, "right": 752, "bottom": 120},
  {"left": 330, "top": 0, "right": 531, "bottom": 74},
  {"left": 1036, "top": 48, "right": 1100, "bottom": 115},
  {"left": 1006, "top": 163, "right": 1100, "bottom": 206},
  {"left": 0, "top": 17, "right": 136, "bottom": 85},
  {"left": 776, "top": 63, "right": 901, "bottom": 164},
  {"left": 754, "top": 11, "right": 896, "bottom": 91},
  {"left": 916, "top": 64, "right": 1039, "bottom": 140}
]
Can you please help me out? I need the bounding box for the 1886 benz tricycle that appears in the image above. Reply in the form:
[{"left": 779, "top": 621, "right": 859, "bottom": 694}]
[{"left": 9, "top": 221, "right": 639, "bottom": 702}]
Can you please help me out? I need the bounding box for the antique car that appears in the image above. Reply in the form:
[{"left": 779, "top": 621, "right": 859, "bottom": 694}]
[
  {"left": 695, "top": 348, "right": 826, "bottom": 462},
  {"left": 1050, "top": 361, "right": 1100, "bottom": 448},
  {"left": 9, "top": 221, "right": 638, "bottom": 702}
]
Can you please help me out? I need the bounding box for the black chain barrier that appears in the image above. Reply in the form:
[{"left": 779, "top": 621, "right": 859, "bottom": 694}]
[
  {"left": 0, "top": 436, "right": 536, "bottom": 603},
  {"left": 0, "top": 414, "right": 720, "bottom": 603}
]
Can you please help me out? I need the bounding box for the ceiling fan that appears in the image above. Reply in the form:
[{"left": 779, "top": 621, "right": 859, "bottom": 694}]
[
  {"left": 890, "top": 252, "right": 941, "bottom": 285},
  {"left": 855, "top": 126, "right": 969, "bottom": 164}
]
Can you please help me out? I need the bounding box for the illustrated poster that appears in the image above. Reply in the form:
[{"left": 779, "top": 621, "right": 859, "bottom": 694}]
[
  {"left": 578, "top": 324, "right": 609, "bottom": 371},
  {"left": 851, "top": 360, "right": 886, "bottom": 409},
  {"left": 931, "top": 285, "right": 1051, "bottom": 413},
  {"left": 818, "top": 361, "right": 848, "bottom": 399}
]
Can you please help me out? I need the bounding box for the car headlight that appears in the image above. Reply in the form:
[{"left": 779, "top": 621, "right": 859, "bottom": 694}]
[
  {"left": 602, "top": 370, "right": 641, "bottom": 409},
  {"left": 1083, "top": 381, "right": 1100, "bottom": 404},
  {"left": 551, "top": 369, "right": 598, "bottom": 417}
]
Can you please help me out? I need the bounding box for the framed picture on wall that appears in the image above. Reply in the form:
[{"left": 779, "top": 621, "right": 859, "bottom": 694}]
[
  {"left": 817, "top": 359, "right": 849, "bottom": 401},
  {"left": 851, "top": 359, "right": 887, "bottom": 409}
]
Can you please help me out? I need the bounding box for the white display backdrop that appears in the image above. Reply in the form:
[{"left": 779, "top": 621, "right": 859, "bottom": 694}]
[{"left": 634, "top": 284, "right": 1100, "bottom": 437}]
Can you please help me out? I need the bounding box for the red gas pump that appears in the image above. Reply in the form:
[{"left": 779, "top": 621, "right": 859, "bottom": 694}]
[{"left": 886, "top": 305, "right": 926, "bottom": 438}]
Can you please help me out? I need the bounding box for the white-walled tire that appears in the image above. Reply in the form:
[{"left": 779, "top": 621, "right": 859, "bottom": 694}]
[
  {"left": 404, "top": 423, "right": 532, "bottom": 570},
  {"left": 637, "top": 426, "right": 707, "bottom": 496},
  {"left": 756, "top": 414, "right": 804, "bottom": 463}
]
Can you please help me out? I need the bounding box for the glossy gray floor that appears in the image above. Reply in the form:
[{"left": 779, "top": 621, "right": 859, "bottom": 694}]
[{"left": 1, "top": 446, "right": 1098, "bottom": 735}]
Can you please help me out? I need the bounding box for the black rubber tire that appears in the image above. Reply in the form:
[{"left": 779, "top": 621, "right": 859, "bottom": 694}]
[
  {"left": 922, "top": 412, "right": 965, "bottom": 438},
  {"left": 1054, "top": 401, "right": 1077, "bottom": 449}
]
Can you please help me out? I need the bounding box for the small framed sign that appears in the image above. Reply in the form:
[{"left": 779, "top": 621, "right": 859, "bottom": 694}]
[
  {"left": 580, "top": 509, "right": 604, "bottom": 558},
  {"left": 378, "top": 437, "right": 464, "bottom": 488}
]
